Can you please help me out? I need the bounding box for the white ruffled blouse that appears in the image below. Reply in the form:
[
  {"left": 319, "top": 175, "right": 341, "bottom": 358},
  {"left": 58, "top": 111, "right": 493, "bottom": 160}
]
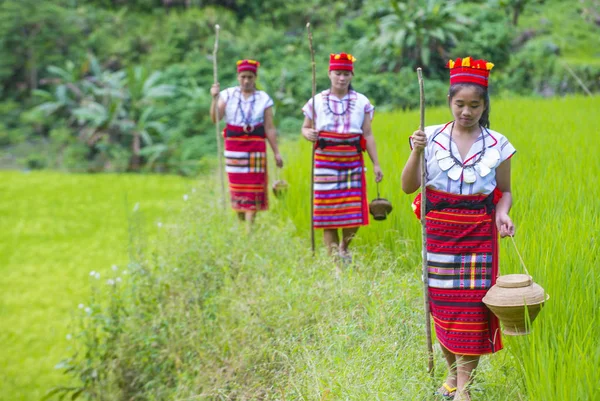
[
  {"left": 219, "top": 87, "right": 273, "bottom": 127},
  {"left": 411, "top": 122, "right": 516, "bottom": 195}
]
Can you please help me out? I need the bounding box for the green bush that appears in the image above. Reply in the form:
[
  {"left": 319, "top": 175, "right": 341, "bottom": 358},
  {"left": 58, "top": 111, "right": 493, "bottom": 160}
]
[
  {"left": 496, "top": 38, "right": 561, "bottom": 95},
  {"left": 1, "top": 0, "right": 599, "bottom": 175},
  {"left": 62, "top": 143, "right": 91, "bottom": 172},
  {"left": 450, "top": 5, "right": 515, "bottom": 65}
]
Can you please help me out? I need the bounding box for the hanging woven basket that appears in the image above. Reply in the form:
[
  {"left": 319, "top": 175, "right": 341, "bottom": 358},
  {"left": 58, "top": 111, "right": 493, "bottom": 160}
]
[
  {"left": 369, "top": 198, "right": 393, "bottom": 220},
  {"left": 272, "top": 179, "right": 289, "bottom": 198},
  {"left": 482, "top": 273, "right": 549, "bottom": 336},
  {"left": 368, "top": 183, "right": 393, "bottom": 221}
]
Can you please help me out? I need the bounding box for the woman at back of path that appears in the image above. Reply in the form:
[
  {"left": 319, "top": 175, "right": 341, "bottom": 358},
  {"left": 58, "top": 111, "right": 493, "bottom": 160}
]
[
  {"left": 210, "top": 59, "right": 283, "bottom": 227},
  {"left": 402, "top": 57, "right": 516, "bottom": 401},
  {"left": 301, "top": 53, "right": 383, "bottom": 263}
]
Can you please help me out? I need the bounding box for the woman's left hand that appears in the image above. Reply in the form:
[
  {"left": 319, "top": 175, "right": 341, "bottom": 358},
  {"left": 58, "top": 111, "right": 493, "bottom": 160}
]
[
  {"left": 275, "top": 153, "right": 284, "bottom": 168},
  {"left": 496, "top": 212, "right": 515, "bottom": 237},
  {"left": 373, "top": 165, "right": 383, "bottom": 183}
]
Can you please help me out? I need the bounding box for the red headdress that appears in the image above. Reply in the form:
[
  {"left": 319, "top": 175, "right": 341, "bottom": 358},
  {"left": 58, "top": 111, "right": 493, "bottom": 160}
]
[
  {"left": 447, "top": 56, "right": 494, "bottom": 87},
  {"left": 329, "top": 53, "right": 356, "bottom": 72},
  {"left": 236, "top": 59, "right": 260, "bottom": 74}
]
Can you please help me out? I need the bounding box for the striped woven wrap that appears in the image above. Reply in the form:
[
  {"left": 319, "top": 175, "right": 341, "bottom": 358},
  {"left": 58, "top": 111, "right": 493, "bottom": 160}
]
[
  {"left": 224, "top": 124, "right": 268, "bottom": 212},
  {"left": 416, "top": 188, "right": 503, "bottom": 355},
  {"left": 313, "top": 131, "right": 369, "bottom": 229}
]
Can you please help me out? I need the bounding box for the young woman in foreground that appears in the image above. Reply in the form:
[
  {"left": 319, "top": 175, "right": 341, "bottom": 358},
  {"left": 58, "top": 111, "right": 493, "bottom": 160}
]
[{"left": 402, "top": 57, "right": 516, "bottom": 401}]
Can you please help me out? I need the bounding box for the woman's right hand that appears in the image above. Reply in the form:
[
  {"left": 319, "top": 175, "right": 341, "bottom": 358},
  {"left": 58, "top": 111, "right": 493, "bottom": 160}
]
[
  {"left": 302, "top": 128, "right": 319, "bottom": 142},
  {"left": 411, "top": 129, "right": 427, "bottom": 153},
  {"left": 210, "top": 83, "right": 220, "bottom": 98}
]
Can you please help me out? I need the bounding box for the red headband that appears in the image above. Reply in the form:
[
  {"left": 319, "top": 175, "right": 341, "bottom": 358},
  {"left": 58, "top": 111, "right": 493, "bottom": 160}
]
[
  {"left": 237, "top": 59, "right": 260, "bottom": 74},
  {"left": 329, "top": 53, "right": 356, "bottom": 72},
  {"left": 447, "top": 56, "right": 494, "bottom": 87}
]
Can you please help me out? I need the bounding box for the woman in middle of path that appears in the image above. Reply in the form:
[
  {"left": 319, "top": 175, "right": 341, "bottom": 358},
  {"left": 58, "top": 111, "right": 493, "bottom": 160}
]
[
  {"left": 301, "top": 53, "right": 383, "bottom": 262},
  {"left": 210, "top": 59, "right": 283, "bottom": 228}
]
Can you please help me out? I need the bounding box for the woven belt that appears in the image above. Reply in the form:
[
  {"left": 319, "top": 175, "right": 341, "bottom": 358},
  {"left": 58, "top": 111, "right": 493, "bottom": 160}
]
[{"left": 426, "top": 191, "right": 496, "bottom": 215}]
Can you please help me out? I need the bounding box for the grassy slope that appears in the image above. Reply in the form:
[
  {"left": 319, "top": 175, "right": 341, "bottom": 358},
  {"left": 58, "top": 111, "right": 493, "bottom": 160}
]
[
  {"left": 520, "top": 0, "right": 600, "bottom": 65},
  {"left": 0, "top": 171, "right": 193, "bottom": 401},
  {"left": 55, "top": 182, "right": 529, "bottom": 400}
]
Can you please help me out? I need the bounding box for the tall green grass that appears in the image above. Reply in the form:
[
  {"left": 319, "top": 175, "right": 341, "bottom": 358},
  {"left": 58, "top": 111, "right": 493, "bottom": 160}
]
[
  {"left": 0, "top": 171, "right": 192, "bottom": 401},
  {"left": 278, "top": 95, "right": 600, "bottom": 400},
  {"left": 52, "top": 182, "right": 529, "bottom": 400},
  {"left": 15, "top": 96, "right": 597, "bottom": 400}
]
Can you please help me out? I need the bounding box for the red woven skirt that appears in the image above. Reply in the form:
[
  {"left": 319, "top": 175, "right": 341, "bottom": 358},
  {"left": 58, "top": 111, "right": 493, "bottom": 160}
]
[
  {"left": 313, "top": 131, "right": 369, "bottom": 229},
  {"left": 224, "top": 124, "right": 268, "bottom": 212},
  {"left": 414, "top": 188, "right": 503, "bottom": 355}
]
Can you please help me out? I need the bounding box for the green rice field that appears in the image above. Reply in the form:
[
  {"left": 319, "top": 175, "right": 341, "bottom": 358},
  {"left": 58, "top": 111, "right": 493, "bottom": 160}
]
[
  {"left": 0, "top": 172, "right": 193, "bottom": 400},
  {"left": 1, "top": 96, "right": 598, "bottom": 400}
]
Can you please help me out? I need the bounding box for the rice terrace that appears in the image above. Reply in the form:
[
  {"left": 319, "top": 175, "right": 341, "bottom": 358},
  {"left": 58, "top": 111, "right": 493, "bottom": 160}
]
[{"left": 1, "top": 1, "right": 599, "bottom": 400}]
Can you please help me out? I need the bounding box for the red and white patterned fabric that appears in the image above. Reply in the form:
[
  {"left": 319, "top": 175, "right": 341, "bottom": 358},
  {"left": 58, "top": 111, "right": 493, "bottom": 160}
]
[
  {"left": 447, "top": 56, "right": 494, "bottom": 87},
  {"left": 236, "top": 59, "right": 260, "bottom": 74},
  {"left": 415, "top": 188, "right": 504, "bottom": 355},
  {"left": 328, "top": 53, "right": 356, "bottom": 72}
]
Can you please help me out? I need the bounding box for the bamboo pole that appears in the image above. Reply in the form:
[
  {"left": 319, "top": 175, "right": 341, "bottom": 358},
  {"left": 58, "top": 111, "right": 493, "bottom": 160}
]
[
  {"left": 306, "top": 22, "right": 316, "bottom": 255},
  {"left": 213, "top": 24, "right": 225, "bottom": 210},
  {"left": 562, "top": 61, "right": 593, "bottom": 96},
  {"left": 417, "top": 67, "right": 434, "bottom": 374}
]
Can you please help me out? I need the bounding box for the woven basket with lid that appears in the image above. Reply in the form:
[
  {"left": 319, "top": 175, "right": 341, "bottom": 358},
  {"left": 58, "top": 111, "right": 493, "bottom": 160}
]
[
  {"left": 272, "top": 179, "right": 289, "bottom": 198},
  {"left": 368, "top": 182, "right": 393, "bottom": 221},
  {"left": 369, "top": 198, "right": 393, "bottom": 220},
  {"left": 483, "top": 273, "right": 549, "bottom": 336}
]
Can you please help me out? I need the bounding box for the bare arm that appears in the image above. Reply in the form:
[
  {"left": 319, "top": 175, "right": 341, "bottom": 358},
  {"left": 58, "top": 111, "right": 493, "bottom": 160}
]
[
  {"left": 401, "top": 130, "right": 426, "bottom": 194},
  {"left": 301, "top": 116, "right": 318, "bottom": 142},
  {"left": 209, "top": 83, "right": 226, "bottom": 123},
  {"left": 495, "top": 158, "right": 515, "bottom": 237},
  {"left": 264, "top": 107, "right": 283, "bottom": 167},
  {"left": 362, "top": 114, "right": 383, "bottom": 182}
]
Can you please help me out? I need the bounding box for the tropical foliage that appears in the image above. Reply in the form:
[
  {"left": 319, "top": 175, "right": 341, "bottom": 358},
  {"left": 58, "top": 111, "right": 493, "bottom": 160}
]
[{"left": 0, "top": 0, "right": 599, "bottom": 174}]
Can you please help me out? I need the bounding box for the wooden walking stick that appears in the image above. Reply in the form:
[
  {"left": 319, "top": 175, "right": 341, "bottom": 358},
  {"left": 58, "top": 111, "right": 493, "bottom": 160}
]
[
  {"left": 213, "top": 24, "right": 225, "bottom": 210},
  {"left": 306, "top": 22, "right": 316, "bottom": 255},
  {"left": 417, "top": 67, "right": 434, "bottom": 374}
]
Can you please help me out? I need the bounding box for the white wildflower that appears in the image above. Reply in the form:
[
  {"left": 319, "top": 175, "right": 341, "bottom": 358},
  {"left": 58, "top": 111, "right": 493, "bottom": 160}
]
[
  {"left": 111, "top": 264, "right": 118, "bottom": 271},
  {"left": 84, "top": 307, "right": 91, "bottom": 314},
  {"left": 78, "top": 303, "right": 84, "bottom": 309},
  {"left": 157, "top": 222, "right": 163, "bottom": 228},
  {"left": 133, "top": 202, "right": 139, "bottom": 212},
  {"left": 183, "top": 194, "right": 189, "bottom": 201},
  {"left": 94, "top": 272, "right": 100, "bottom": 279},
  {"left": 89, "top": 271, "right": 96, "bottom": 276},
  {"left": 122, "top": 270, "right": 128, "bottom": 275},
  {"left": 116, "top": 277, "right": 122, "bottom": 283},
  {"left": 191, "top": 188, "right": 196, "bottom": 193},
  {"left": 107, "top": 279, "right": 115, "bottom": 286},
  {"left": 66, "top": 334, "right": 72, "bottom": 340}
]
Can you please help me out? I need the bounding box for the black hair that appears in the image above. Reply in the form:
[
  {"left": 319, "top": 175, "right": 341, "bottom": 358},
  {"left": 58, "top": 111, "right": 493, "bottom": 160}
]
[{"left": 448, "top": 83, "right": 490, "bottom": 128}]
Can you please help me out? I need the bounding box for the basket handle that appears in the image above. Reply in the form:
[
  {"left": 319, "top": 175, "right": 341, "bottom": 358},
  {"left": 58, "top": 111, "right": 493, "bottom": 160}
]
[
  {"left": 509, "top": 235, "right": 530, "bottom": 277},
  {"left": 376, "top": 182, "right": 381, "bottom": 199}
]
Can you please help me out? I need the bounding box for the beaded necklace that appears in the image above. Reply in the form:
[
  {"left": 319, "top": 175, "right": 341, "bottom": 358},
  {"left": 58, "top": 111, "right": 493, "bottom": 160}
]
[
  {"left": 324, "top": 90, "right": 352, "bottom": 116},
  {"left": 237, "top": 89, "right": 256, "bottom": 133},
  {"left": 326, "top": 96, "right": 349, "bottom": 116},
  {"left": 448, "top": 122, "right": 486, "bottom": 168},
  {"left": 435, "top": 122, "right": 501, "bottom": 192}
]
